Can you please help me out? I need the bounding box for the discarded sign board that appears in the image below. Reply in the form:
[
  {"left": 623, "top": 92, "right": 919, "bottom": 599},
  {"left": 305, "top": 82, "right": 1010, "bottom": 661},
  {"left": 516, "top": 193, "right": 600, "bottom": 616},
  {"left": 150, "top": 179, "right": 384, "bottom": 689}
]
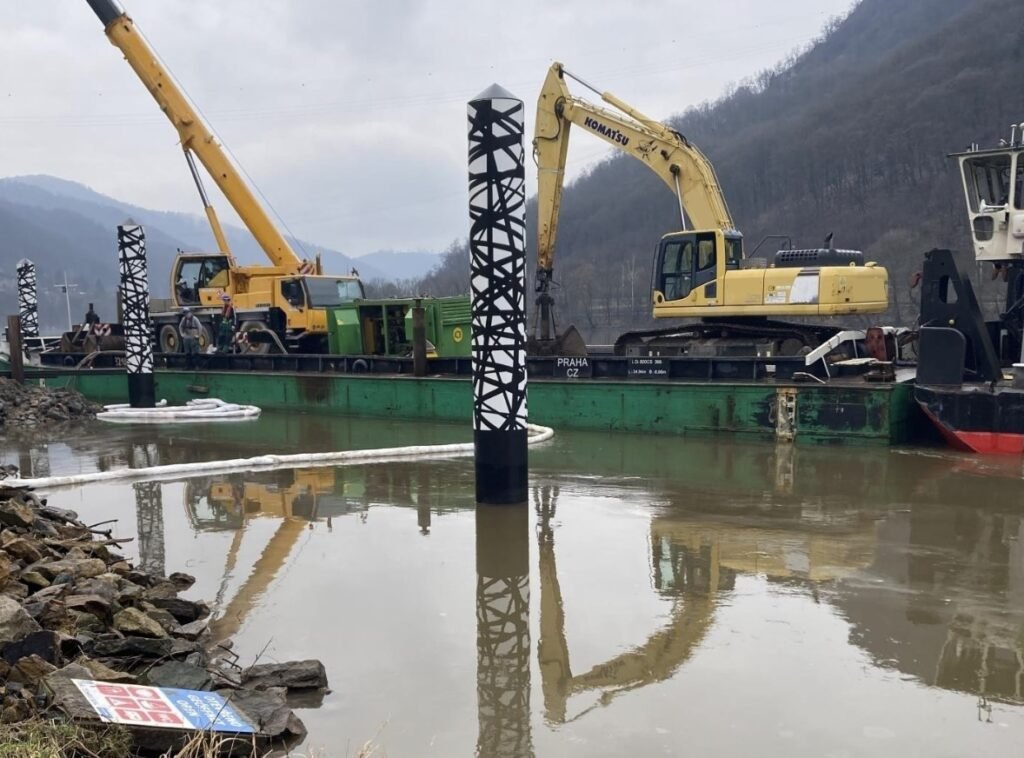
[{"left": 72, "top": 679, "right": 253, "bottom": 733}]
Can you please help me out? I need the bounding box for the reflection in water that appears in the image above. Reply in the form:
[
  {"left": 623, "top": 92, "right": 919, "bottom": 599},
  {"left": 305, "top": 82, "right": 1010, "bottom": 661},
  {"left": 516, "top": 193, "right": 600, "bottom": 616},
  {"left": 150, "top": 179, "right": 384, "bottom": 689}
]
[
  {"left": 537, "top": 484, "right": 723, "bottom": 724},
  {"left": 838, "top": 507, "right": 1024, "bottom": 706},
  {"left": 131, "top": 444, "right": 165, "bottom": 577},
  {"left": 134, "top": 482, "right": 165, "bottom": 577},
  {"left": 12, "top": 414, "right": 1024, "bottom": 754},
  {"left": 476, "top": 506, "right": 532, "bottom": 758}
]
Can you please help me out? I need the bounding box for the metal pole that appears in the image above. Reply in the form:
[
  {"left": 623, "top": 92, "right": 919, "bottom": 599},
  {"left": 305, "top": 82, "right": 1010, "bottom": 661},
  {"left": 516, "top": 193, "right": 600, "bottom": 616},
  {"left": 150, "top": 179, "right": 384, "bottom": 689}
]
[
  {"left": 118, "top": 224, "right": 156, "bottom": 408},
  {"left": 412, "top": 298, "right": 427, "bottom": 377},
  {"left": 468, "top": 84, "right": 529, "bottom": 505},
  {"left": 6, "top": 316, "right": 24, "bottom": 385},
  {"left": 63, "top": 272, "right": 72, "bottom": 332},
  {"left": 15, "top": 259, "right": 39, "bottom": 343}
]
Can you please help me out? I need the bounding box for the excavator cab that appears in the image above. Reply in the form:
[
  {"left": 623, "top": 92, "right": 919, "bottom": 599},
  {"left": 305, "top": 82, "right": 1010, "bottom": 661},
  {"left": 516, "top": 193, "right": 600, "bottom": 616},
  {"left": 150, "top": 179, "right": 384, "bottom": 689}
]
[{"left": 653, "top": 230, "right": 743, "bottom": 306}]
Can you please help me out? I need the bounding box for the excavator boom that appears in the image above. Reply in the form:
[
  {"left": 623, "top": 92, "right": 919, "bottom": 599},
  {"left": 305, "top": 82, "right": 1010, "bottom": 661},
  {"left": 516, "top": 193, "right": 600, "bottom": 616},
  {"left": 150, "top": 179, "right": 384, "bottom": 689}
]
[{"left": 84, "top": 0, "right": 304, "bottom": 272}]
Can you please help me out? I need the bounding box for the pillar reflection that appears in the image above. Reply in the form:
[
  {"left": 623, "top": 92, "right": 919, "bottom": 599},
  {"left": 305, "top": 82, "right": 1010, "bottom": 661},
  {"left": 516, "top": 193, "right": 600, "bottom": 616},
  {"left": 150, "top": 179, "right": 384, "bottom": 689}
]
[{"left": 475, "top": 505, "right": 532, "bottom": 758}]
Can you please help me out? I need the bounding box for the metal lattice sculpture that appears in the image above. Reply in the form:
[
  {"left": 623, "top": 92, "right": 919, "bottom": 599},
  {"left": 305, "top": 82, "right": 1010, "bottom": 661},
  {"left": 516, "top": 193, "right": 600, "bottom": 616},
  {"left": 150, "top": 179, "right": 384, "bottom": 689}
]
[
  {"left": 15, "top": 259, "right": 39, "bottom": 340},
  {"left": 118, "top": 224, "right": 156, "bottom": 407},
  {"left": 468, "top": 85, "right": 529, "bottom": 504},
  {"left": 476, "top": 506, "right": 532, "bottom": 757}
]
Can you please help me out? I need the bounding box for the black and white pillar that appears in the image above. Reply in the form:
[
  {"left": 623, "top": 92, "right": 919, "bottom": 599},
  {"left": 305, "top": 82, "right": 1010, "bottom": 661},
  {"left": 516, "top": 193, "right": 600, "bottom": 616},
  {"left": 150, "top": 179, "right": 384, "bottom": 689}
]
[
  {"left": 118, "top": 224, "right": 156, "bottom": 408},
  {"left": 15, "top": 259, "right": 39, "bottom": 341},
  {"left": 468, "top": 85, "right": 529, "bottom": 506},
  {"left": 475, "top": 505, "right": 532, "bottom": 757}
]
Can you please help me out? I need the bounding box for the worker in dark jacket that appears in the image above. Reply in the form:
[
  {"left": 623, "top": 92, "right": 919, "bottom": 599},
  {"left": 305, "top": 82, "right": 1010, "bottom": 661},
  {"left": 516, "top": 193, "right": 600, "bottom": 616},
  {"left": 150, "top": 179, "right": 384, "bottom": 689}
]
[
  {"left": 179, "top": 308, "right": 201, "bottom": 368},
  {"left": 216, "top": 294, "right": 237, "bottom": 354}
]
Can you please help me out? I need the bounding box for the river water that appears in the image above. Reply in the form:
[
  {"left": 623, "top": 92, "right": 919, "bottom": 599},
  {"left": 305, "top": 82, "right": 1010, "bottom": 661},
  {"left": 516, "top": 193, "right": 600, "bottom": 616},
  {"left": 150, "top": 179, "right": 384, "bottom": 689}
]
[{"left": 4, "top": 413, "right": 1024, "bottom": 757}]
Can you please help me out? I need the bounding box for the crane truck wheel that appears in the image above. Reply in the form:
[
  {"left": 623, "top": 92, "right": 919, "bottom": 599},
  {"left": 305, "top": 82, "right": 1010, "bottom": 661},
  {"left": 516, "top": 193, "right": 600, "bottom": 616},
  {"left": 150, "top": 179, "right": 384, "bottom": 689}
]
[
  {"left": 158, "top": 324, "right": 181, "bottom": 353},
  {"left": 238, "top": 321, "right": 273, "bottom": 355},
  {"left": 197, "top": 323, "right": 214, "bottom": 354}
]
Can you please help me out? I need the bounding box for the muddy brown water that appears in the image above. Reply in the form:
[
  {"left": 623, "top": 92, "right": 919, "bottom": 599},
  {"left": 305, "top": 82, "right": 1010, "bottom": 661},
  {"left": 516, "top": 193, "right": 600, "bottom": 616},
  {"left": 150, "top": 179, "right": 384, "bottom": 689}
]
[{"left": 3, "top": 413, "right": 1024, "bottom": 757}]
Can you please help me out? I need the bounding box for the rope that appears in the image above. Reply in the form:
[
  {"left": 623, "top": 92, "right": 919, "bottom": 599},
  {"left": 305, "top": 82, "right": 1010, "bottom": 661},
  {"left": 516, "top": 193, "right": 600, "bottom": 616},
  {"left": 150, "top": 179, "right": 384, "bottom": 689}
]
[
  {"left": 10, "top": 424, "right": 554, "bottom": 491},
  {"left": 97, "top": 398, "right": 261, "bottom": 424}
]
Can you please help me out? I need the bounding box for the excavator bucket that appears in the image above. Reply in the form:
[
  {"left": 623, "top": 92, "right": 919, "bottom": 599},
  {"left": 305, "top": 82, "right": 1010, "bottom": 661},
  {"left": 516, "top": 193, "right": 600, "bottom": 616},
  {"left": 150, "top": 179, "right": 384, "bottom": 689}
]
[{"left": 527, "top": 325, "right": 589, "bottom": 357}]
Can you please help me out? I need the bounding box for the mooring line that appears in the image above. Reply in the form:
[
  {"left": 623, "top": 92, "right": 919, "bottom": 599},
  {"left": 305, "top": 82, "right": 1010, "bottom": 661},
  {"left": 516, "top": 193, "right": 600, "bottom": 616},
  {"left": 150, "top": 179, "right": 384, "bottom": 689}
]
[{"left": 10, "top": 424, "right": 555, "bottom": 491}]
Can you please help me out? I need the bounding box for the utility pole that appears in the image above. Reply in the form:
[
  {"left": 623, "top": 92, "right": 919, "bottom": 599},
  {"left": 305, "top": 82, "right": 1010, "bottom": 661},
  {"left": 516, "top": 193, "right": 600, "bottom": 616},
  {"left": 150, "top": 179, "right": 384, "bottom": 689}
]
[{"left": 54, "top": 272, "right": 80, "bottom": 331}]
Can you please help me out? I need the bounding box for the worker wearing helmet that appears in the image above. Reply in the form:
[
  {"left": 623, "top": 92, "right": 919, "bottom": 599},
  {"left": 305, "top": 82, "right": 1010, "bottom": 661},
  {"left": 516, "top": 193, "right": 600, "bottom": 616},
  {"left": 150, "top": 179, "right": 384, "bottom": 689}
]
[
  {"left": 178, "top": 307, "right": 202, "bottom": 368},
  {"left": 216, "top": 294, "right": 237, "bottom": 354}
]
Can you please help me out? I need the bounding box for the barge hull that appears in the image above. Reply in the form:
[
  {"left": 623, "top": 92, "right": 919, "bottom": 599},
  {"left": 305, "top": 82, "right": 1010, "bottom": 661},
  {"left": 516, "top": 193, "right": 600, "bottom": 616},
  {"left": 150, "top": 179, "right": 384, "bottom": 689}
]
[{"left": 33, "top": 369, "right": 921, "bottom": 446}]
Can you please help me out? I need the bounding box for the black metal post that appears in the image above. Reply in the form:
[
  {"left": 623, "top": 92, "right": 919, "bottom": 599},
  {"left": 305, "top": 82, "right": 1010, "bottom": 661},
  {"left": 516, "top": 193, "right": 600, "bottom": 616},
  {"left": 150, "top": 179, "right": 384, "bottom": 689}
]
[
  {"left": 468, "top": 85, "right": 529, "bottom": 505},
  {"left": 118, "top": 224, "right": 156, "bottom": 408},
  {"left": 7, "top": 316, "right": 24, "bottom": 385},
  {"left": 412, "top": 299, "right": 427, "bottom": 377}
]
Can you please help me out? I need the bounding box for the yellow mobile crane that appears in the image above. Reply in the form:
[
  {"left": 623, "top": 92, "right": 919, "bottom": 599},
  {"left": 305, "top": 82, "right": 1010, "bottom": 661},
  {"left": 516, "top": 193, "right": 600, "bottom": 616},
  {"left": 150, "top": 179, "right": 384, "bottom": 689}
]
[
  {"left": 84, "top": 0, "right": 364, "bottom": 354},
  {"left": 531, "top": 62, "right": 890, "bottom": 357}
]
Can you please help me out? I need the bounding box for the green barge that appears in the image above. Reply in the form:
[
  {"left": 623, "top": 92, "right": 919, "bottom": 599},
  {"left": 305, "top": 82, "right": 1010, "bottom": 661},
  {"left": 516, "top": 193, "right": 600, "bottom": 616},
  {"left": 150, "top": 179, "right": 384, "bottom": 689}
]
[{"left": 27, "top": 366, "right": 922, "bottom": 446}]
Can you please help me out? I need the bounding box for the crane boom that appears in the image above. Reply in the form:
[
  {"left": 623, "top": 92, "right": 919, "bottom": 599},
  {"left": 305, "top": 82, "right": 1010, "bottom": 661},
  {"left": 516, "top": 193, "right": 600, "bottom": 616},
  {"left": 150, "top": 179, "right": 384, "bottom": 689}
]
[{"left": 85, "top": 0, "right": 304, "bottom": 271}]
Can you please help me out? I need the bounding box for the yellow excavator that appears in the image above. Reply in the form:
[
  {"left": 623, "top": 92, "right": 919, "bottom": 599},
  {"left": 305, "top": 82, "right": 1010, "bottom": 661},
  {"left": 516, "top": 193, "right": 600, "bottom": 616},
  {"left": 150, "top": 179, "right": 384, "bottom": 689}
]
[
  {"left": 531, "top": 62, "right": 890, "bottom": 357},
  {"left": 84, "top": 0, "right": 364, "bottom": 354}
]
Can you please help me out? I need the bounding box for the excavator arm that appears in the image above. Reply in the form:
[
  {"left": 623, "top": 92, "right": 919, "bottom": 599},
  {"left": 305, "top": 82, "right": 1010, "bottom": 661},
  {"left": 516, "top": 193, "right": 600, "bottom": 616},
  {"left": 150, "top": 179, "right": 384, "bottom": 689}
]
[
  {"left": 535, "top": 62, "right": 735, "bottom": 272},
  {"left": 532, "top": 62, "right": 735, "bottom": 349},
  {"left": 84, "top": 0, "right": 306, "bottom": 272}
]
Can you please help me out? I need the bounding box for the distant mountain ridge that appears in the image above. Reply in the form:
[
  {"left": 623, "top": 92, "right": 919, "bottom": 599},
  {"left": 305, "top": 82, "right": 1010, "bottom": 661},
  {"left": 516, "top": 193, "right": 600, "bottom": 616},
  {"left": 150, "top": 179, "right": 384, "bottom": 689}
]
[{"left": 0, "top": 175, "right": 440, "bottom": 331}]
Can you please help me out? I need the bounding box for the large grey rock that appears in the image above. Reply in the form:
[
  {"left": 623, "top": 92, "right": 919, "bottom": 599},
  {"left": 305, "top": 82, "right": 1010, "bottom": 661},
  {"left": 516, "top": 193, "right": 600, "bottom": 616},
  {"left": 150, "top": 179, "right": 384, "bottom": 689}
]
[
  {"left": 113, "top": 608, "right": 167, "bottom": 639},
  {"left": 148, "top": 597, "right": 209, "bottom": 623},
  {"left": 8, "top": 653, "right": 57, "bottom": 687},
  {"left": 0, "top": 553, "right": 19, "bottom": 584},
  {"left": 0, "top": 594, "right": 40, "bottom": 644},
  {"left": 2, "top": 538, "right": 44, "bottom": 564},
  {"left": 220, "top": 688, "right": 306, "bottom": 741},
  {"left": 79, "top": 657, "right": 136, "bottom": 683},
  {"left": 241, "top": 660, "right": 328, "bottom": 692},
  {"left": 65, "top": 594, "right": 112, "bottom": 618},
  {"left": 2, "top": 629, "right": 61, "bottom": 665},
  {"left": 91, "top": 636, "right": 172, "bottom": 658},
  {"left": 33, "top": 558, "right": 107, "bottom": 580},
  {"left": 147, "top": 661, "right": 212, "bottom": 691},
  {"left": 0, "top": 501, "right": 34, "bottom": 528}
]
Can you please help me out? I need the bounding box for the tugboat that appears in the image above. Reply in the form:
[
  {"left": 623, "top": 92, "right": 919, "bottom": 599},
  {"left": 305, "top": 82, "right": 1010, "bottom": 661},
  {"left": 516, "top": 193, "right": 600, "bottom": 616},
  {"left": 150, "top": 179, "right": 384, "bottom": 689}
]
[{"left": 915, "top": 122, "right": 1024, "bottom": 453}]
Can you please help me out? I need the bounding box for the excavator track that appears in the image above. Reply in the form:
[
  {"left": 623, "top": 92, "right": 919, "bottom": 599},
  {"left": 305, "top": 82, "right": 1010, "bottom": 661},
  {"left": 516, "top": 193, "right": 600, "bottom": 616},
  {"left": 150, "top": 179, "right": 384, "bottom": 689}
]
[{"left": 613, "top": 319, "right": 845, "bottom": 357}]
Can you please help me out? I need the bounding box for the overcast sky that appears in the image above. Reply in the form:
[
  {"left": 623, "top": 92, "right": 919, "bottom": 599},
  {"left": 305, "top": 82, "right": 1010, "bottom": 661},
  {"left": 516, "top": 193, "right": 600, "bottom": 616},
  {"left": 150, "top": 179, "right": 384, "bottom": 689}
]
[{"left": 2, "top": 0, "right": 853, "bottom": 257}]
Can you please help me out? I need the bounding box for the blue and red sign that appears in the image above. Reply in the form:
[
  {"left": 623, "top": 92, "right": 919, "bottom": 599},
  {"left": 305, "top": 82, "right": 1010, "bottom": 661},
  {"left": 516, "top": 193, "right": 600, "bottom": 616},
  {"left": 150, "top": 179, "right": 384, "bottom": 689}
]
[{"left": 72, "top": 679, "right": 254, "bottom": 733}]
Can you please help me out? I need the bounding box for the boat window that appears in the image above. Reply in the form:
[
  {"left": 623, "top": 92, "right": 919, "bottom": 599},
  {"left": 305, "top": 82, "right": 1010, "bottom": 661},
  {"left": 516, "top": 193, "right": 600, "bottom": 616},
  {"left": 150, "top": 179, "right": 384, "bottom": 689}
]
[
  {"left": 303, "top": 277, "right": 365, "bottom": 307},
  {"left": 963, "top": 155, "right": 1011, "bottom": 212},
  {"left": 1015, "top": 156, "right": 1024, "bottom": 210}
]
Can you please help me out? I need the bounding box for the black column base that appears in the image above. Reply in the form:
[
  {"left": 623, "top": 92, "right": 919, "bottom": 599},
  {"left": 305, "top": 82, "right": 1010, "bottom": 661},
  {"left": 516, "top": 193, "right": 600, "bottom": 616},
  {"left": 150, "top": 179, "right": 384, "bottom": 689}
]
[
  {"left": 127, "top": 373, "right": 156, "bottom": 409},
  {"left": 474, "top": 429, "right": 528, "bottom": 505}
]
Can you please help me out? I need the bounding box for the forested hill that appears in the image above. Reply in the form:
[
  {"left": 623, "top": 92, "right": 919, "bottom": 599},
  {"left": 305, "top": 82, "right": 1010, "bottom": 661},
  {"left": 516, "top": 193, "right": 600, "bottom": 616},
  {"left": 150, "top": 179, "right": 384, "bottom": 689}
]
[{"left": 416, "top": 0, "right": 1024, "bottom": 341}]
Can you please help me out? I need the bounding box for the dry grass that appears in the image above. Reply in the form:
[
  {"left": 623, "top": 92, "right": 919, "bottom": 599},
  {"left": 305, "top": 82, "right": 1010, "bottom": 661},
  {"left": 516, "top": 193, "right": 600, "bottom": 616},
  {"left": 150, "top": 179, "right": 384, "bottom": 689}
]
[{"left": 0, "top": 720, "right": 132, "bottom": 757}]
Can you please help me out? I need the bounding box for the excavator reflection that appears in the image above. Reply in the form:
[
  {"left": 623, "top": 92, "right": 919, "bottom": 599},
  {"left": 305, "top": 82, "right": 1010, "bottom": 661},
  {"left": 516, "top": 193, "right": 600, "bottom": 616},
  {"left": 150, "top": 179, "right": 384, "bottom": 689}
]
[{"left": 535, "top": 483, "right": 878, "bottom": 723}]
